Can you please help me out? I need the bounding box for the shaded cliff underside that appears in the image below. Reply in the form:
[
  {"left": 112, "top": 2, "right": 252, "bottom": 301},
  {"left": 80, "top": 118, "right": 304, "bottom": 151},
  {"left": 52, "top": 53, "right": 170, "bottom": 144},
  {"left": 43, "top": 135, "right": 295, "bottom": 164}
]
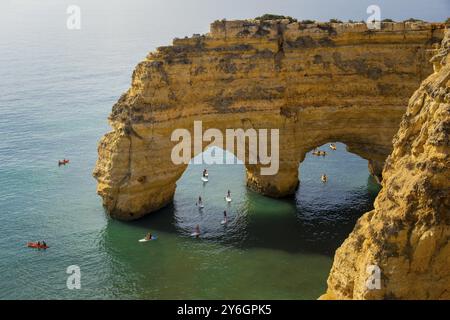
[
  {"left": 321, "top": 30, "right": 450, "bottom": 300},
  {"left": 94, "top": 20, "right": 445, "bottom": 220}
]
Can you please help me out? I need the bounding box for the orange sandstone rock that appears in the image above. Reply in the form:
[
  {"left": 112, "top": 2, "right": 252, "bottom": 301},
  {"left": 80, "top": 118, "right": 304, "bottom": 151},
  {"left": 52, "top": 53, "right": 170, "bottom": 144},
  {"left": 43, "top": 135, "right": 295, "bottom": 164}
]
[
  {"left": 93, "top": 19, "right": 445, "bottom": 220},
  {"left": 322, "top": 30, "right": 450, "bottom": 300}
]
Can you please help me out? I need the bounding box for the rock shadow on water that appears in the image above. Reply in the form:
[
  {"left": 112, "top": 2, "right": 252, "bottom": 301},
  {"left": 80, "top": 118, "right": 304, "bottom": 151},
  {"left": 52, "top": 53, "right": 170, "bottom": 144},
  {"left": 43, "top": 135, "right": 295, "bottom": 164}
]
[{"left": 108, "top": 175, "right": 380, "bottom": 257}]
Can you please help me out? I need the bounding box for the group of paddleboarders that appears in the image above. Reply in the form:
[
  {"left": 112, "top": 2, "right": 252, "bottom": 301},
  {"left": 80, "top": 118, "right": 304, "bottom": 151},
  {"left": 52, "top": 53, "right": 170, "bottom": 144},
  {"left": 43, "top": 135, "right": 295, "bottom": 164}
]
[
  {"left": 312, "top": 144, "right": 337, "bottom": 157},
  {"left": 312, "top": 149, "right": 327, "bottom": 156},
  {"left": 313, "top": 143, "right": 338, "bottom": 183},
  {"left": 141, "top": 169, "right": 232, "bottom": 241},
  {"left": 194, "top": 170, "right": 232, "bottom": 237},
  {"left": 141, "top": 142, "right": 337, "bottom": 241}
]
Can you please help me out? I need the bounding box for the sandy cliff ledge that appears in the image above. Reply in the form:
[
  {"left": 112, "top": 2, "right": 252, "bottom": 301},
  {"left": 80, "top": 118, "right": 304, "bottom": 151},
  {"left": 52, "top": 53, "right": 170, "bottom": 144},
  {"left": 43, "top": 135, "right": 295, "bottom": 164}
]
[
  {"left": 321, "top": 30, "right": 450, "bottom": 300},
  {"left": 93, "top": 19, "right": 445, "bottom": 220}
]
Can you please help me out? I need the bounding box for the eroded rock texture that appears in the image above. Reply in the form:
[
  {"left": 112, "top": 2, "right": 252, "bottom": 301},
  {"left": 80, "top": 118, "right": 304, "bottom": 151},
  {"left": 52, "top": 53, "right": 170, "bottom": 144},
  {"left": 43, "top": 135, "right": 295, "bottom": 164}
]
[
  {"left": 321, "top": 30, "right": 450, "bottom": 300},
  {"left": 94, "top": 20, "right": 445, "bottom": 220}
]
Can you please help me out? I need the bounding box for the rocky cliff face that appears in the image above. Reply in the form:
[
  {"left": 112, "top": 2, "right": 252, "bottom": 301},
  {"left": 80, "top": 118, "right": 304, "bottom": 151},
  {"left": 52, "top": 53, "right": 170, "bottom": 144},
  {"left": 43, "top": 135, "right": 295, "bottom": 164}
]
[
  {"left": 93, "top": 19, "right": 445, "bottom": 220},
  {"left": 321, "top": 30, "right": 450, "bottom": 300}
]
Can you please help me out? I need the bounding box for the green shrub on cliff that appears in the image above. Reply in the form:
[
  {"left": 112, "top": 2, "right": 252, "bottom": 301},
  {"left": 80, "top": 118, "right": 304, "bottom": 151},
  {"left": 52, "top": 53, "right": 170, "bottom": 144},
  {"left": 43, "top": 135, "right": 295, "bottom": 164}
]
[
  {"left": 404, "top": 18, "right": 423, "bottom": 23},
  {"left": 445, "top": 18, "right": 450, "bottom": 24},
  {"left": 329, "top": 18, "right": 343, "bottom": 23},
  {"left": 255, "top": 14, "right": 297, "bottom": 23}
]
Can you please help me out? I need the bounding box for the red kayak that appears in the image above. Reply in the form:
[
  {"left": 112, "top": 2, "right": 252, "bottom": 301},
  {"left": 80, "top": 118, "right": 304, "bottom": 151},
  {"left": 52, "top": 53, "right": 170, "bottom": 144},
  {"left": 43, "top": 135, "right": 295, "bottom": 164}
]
[
  {"left": 27, "top": 242, "right": 49, "bottom": 249},
  {"left": 58, "top": 159, "right": 70, "bottom": 166}
]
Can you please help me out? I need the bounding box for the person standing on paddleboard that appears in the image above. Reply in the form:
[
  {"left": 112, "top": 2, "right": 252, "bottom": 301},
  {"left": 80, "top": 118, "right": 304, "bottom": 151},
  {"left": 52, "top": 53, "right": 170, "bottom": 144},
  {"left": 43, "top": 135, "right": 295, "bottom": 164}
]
[{"left": 195, "top": 224, "right": 200, "bottom": 238}]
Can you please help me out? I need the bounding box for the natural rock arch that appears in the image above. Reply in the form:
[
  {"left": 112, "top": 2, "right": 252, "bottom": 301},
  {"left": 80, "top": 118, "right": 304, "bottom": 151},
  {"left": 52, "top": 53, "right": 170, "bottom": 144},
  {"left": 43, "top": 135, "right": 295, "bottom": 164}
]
[{"left": 93, "top": 19, "right": 446, "bottom": 220}]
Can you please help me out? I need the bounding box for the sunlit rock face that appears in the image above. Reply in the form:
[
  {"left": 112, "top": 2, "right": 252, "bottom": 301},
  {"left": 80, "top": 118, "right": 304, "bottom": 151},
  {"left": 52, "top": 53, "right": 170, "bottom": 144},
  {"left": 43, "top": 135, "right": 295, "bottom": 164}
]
[
  {"left": 93, "top": 19, "right": 445, "bottom": 220},
  {"left": 321, "top": 30, "right": 450, "bottom": 300}
]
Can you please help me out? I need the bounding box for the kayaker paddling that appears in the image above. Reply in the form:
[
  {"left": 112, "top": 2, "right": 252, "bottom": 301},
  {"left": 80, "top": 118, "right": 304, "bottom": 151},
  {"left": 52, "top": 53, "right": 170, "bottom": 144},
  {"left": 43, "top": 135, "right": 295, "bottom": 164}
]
[
  {"left": 27, "top": 241, "right": 49, "bottom": 249},
  {"left": 58, "top": 159, "right": 69, "bottom": 166}
]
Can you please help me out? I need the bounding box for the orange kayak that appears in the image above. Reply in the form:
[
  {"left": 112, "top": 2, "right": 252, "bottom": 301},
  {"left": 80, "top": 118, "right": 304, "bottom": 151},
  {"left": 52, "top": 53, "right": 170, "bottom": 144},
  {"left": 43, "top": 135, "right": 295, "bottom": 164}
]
[{"left": 27, "top": 242, "right": 49, "bottom": 249}]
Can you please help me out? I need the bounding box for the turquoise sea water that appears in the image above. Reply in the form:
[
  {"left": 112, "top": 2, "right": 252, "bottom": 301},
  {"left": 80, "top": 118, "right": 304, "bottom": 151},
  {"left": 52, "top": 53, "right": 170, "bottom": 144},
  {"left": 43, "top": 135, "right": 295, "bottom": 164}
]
[{"left": 0, "top": 3, "right": 383, "bottom": 300}]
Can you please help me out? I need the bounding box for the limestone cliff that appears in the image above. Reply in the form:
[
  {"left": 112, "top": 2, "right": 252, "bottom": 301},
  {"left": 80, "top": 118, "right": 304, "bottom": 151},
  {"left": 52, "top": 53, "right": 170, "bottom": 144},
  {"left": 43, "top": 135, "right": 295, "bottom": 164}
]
[
  {"left": 93, "top": 19, "right": 445, "bottom": 220},
  {"left": 321, "top": 30, "right": 450, "bottom": 300}
]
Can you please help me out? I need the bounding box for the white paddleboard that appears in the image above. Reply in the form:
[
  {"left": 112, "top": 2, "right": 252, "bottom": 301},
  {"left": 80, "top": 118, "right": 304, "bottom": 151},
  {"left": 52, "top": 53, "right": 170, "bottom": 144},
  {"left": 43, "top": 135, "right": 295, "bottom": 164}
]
[
  {"left": 221, "top": 220, "right": 227, "bottom": 225},
  {"left": 139, "top": 236, "right": 157, "bottom": 242},
  {"left": 198, "top": 204, "right": 204, "bottom": 209},
  {"left": 225, "top": 197, "right": 232, "bottom": 202},
  {"left": 191, "top": 232, "right": 200, "bottom": 237},
  {"left": 201, "top": 177, "right": 208, "bottom": 182}
]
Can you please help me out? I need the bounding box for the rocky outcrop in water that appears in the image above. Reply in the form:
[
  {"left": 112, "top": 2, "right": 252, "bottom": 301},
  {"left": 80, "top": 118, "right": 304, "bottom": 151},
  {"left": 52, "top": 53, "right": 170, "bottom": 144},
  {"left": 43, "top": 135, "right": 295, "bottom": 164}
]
[
  {"left": 321, "top": 30, "right": 450, "bottom": 300},
  {"left": 93, "top": 19, "right": 445, "bottom": 220}
]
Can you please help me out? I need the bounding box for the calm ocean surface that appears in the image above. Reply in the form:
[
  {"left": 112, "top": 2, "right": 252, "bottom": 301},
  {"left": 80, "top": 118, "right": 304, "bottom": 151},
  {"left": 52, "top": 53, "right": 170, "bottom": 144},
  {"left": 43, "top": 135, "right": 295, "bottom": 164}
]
[{"left": 0, "top": 1, "right": 384, "bottom": 299}]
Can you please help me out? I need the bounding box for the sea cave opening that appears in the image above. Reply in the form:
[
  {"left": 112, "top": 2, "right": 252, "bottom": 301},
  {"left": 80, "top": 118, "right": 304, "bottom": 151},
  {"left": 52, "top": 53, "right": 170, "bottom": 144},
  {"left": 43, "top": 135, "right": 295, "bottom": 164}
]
[{"left": 134, "top": 142, "right": 381, "bottom": 256}]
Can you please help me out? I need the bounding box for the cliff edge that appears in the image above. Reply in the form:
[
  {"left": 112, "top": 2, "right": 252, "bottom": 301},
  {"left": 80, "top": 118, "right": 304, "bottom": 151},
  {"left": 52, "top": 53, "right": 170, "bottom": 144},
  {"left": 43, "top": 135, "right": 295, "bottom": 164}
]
[{"left": 321, "top": 30, "right": 450, "bottom": 300}]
